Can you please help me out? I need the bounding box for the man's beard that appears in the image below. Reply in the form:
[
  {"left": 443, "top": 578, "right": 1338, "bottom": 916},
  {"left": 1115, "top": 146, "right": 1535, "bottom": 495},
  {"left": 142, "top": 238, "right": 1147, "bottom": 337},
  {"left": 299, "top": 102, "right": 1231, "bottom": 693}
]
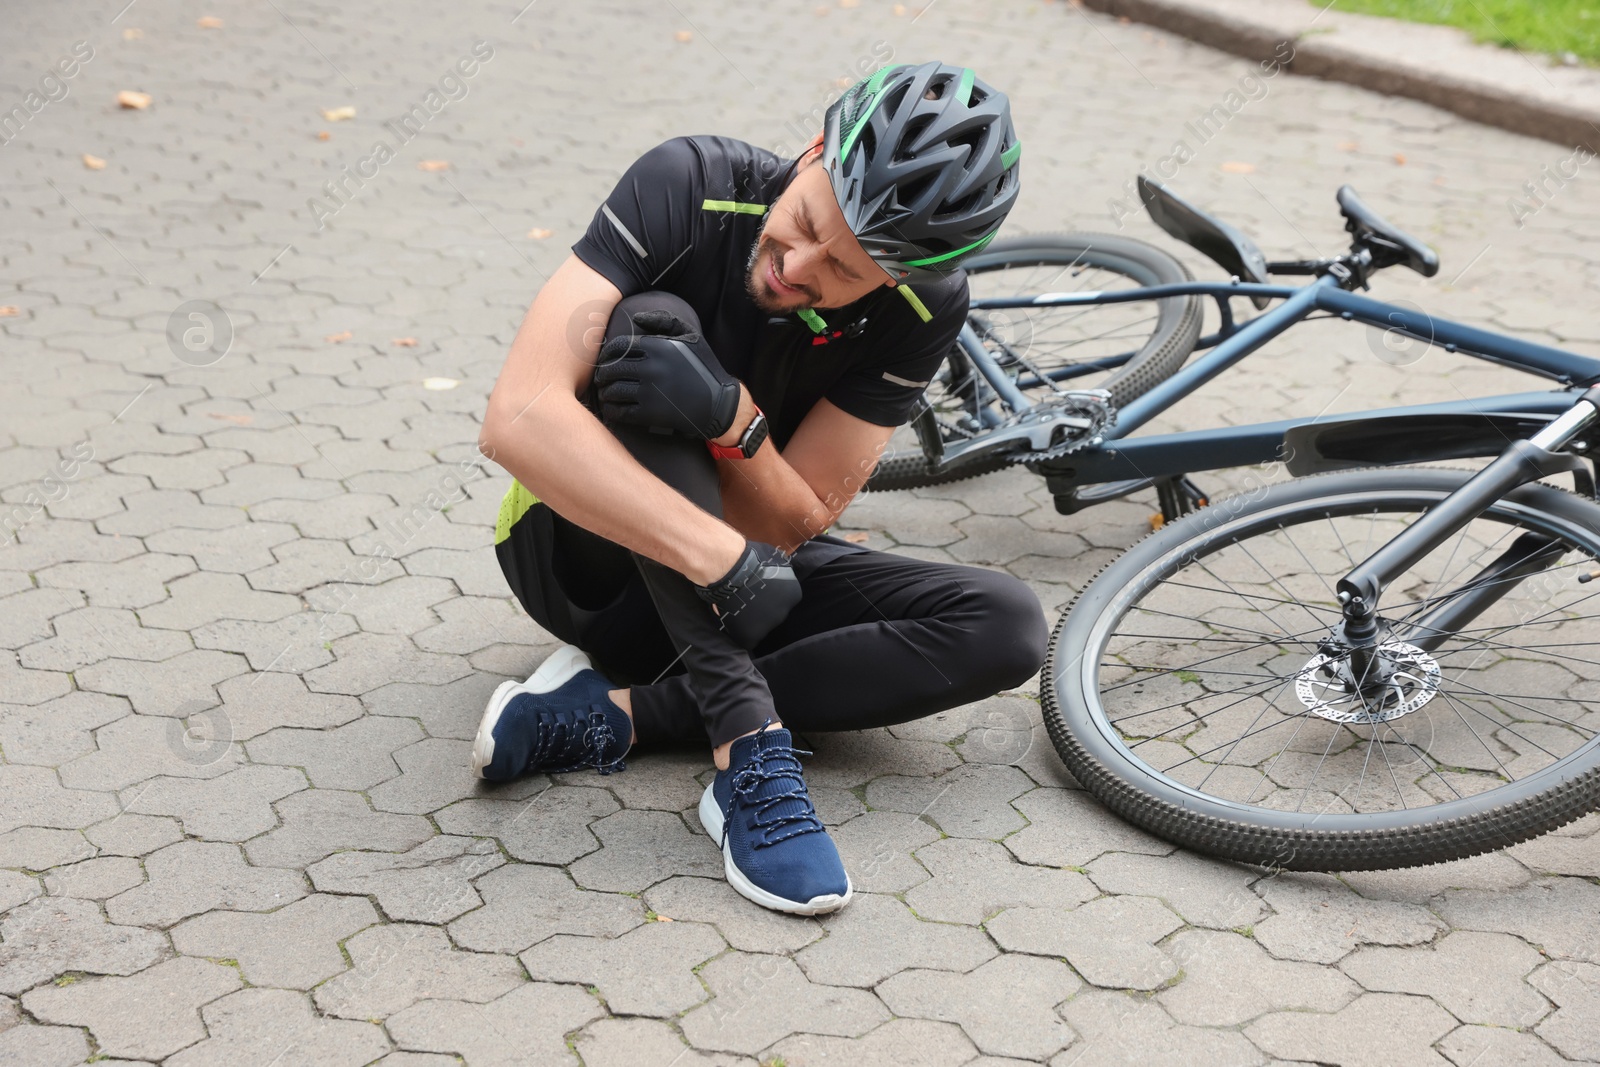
[{"left": 745, "top": 236, "right": 816, "bottom": 314}]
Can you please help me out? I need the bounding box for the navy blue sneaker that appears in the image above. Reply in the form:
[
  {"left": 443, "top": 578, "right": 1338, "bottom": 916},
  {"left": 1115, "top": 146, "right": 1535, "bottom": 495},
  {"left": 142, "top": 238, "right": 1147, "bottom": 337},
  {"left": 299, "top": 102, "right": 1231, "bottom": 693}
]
[
  {"left": 697, "top": 725, "right": 852, "bottom": 915},
  {"left": 472, "top": 645, "right": 630, "bottom": 781}
]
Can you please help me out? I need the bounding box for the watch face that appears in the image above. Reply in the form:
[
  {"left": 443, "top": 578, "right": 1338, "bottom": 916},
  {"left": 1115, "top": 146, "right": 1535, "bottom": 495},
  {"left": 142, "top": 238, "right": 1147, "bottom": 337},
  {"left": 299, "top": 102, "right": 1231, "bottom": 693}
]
[{"left": 741, "top": 413, "right": 770, "bottom": 458}]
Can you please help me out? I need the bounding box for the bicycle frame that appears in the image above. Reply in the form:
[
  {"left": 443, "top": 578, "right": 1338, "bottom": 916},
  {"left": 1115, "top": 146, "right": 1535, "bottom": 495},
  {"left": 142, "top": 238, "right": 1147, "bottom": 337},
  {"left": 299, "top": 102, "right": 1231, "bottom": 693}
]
[{"left": 963, "top": 272, "right": 1600, "bottom": 492}]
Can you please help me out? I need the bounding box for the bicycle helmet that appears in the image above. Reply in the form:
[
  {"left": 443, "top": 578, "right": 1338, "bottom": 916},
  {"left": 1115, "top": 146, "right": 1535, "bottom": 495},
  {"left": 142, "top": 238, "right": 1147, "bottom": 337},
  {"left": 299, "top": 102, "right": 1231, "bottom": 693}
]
[{"left": 821, "top": 61, "right": 1021, "bottom": 280}]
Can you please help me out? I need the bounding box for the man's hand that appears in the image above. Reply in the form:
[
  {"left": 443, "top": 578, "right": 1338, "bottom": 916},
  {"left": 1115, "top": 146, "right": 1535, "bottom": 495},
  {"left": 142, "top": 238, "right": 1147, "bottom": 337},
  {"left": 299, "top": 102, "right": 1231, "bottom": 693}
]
[
  {"left": 694, "top": 540, "right": 802, "bottom": 649},
  {"left": 593, "top": 309, "right": 741, "bottom": 441}
]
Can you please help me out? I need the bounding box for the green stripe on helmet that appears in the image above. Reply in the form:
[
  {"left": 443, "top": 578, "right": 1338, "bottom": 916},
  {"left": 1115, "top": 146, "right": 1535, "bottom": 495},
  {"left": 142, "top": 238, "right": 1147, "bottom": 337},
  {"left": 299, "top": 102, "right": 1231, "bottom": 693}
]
[
  {"left": 839, "top": 65, "right": 899, "bottom": 164},
  {"left": 795, "top": 307, "right": 828, "bottom": 333},
  {"left": 702, "top": 199, "right": 768, "bottom": 215},
  {"left": 1001, "top": 140, "right": 1021, "bottom": 170},
  {"left": 902, "top": 228, "right": 998, "bottom": 269},
  {"left": 896, "top": 285, "right": 932, "bottom": 323},
  {"left": 954, "top": 67, "right": 975, "bottom": 107}
]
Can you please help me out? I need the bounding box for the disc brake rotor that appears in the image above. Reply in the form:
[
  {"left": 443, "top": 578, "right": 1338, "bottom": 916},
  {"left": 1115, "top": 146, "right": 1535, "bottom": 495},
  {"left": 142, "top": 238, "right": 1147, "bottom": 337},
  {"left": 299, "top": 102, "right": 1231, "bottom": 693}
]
[{"left": 1293, "top": 640, "right": 1441, "bottom": 724}]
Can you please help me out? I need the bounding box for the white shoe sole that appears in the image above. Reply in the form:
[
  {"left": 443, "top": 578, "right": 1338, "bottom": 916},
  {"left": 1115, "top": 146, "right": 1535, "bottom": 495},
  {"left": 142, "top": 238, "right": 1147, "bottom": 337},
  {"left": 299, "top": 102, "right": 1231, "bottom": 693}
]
[
  {"left": 472, "top": 644, "right": 593, "bottom": 779},
  {"left": 698, "top": 782, "right": 852, "bottom": 916}
]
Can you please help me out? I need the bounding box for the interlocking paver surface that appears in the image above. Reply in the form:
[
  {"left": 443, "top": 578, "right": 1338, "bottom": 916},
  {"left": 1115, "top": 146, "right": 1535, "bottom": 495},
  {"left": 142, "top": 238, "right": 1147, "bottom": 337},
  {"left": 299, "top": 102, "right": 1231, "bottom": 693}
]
[{"left": 5, "top": 0, "right": 1600, "bottom": 1063}]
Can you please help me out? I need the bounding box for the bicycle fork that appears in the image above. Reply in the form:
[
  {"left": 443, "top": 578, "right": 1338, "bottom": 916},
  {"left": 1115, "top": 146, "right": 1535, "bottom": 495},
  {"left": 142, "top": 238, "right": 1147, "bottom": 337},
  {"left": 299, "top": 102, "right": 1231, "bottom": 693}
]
[{"left": 1334, "top": 385, "right": 1600, "bottom": 687}]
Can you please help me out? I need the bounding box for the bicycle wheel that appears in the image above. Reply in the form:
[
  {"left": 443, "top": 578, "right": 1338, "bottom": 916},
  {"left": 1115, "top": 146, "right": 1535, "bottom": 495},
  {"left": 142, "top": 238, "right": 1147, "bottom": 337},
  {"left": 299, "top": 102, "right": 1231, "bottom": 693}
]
[
  {"left": 866, "top": 233, "right": 1203, "bottom": 491},
  {"left": 1043, "top": 467, "right": 1600, "bottom": 870}
]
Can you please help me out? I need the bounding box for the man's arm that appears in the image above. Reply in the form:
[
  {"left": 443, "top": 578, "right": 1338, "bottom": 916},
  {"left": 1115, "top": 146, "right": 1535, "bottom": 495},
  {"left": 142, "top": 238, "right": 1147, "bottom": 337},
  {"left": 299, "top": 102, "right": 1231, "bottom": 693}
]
[
  {"left": 716, "top": 396, "right": 893, "bottom": 553},
  {"left": 478, "top": 254, "right": 746, "bottom": 585}
]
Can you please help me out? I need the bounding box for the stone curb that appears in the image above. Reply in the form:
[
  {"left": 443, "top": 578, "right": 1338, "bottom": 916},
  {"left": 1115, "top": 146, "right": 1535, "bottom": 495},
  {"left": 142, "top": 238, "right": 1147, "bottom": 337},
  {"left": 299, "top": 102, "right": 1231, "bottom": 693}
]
[{"left": 1079, "top": 0, "right": 1600, "bottom": 152}]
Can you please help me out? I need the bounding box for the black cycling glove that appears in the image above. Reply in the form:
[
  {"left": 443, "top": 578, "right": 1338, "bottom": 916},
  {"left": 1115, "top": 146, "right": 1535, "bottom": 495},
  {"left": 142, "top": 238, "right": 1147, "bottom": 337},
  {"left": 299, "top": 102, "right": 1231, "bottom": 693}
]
[
  {"left": 695, "top": 541, "right": 803, "bottom": 650},
  {"left": 593, "top": 310, "right": 741, "bottom": 441}
]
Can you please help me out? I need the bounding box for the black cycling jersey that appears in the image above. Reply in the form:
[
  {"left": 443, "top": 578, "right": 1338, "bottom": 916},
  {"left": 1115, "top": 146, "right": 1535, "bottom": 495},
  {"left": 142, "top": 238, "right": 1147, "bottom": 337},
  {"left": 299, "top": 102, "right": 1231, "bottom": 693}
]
[{"left": 572, "top": 135, "right": 968, "bottom": 449}]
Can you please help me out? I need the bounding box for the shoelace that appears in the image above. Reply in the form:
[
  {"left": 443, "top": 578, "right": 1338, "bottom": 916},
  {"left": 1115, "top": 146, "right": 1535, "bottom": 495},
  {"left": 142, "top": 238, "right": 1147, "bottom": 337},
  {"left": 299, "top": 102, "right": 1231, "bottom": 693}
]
[
  {"left": 530, "top": 705, "right": 627, "bottom": 776},
  {"left": 723, "top": 737, "right": 824, "bottom": 849}
]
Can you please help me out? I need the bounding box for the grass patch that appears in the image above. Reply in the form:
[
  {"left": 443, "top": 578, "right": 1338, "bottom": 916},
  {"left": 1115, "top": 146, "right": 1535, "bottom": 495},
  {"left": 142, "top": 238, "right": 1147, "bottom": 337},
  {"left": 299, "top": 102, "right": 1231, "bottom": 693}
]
[{"left": 1319, "top": 0, "right": 1600, "bottom": 63}]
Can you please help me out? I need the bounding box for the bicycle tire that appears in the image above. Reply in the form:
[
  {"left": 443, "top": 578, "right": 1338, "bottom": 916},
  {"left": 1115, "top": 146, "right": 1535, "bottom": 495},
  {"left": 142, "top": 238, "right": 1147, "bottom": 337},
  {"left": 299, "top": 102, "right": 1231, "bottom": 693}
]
[
  {"left": 1042, "top": 467, "right": 1600, "bottom": 871},
  {"left": 866, "top": 233, "right": 1202, "bottom": 492}
]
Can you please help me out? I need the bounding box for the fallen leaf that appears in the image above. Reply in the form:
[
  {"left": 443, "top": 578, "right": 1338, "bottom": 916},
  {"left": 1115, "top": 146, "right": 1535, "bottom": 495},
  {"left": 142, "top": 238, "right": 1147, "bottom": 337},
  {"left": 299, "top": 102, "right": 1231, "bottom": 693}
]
[
  {"left": 320, "top": 105, "right": 356, "bottom": 122},
  {"left": 1338, "top": 140, "right": 1359, "bottom": 151},
  {"left": 1393, "top": 152, "right": 1407, "bottom": 165},
  {"left": 122, "top": 27, "right": 143, "bottom": 40},
  {"left": 842, "top": 530, "right": 870, "bottom": 544},
  {"left": 839, "top": 0, "right": 860, "bottom": 6},
  {"left": 1220, "top": 161, "right": 1255, "bottom": 174},
  {"left": 815, "top": 5, "right": 831, "bottom": 14},
  {"left": 390, "top": 337, "right": 418, "bottom": 347},
  {"left": 674, "top": 30, "right": 693, "bottom": 41},
  {"left": 117, "top": 90, "right": 152, "bottom": 109},
  {"left": 316, "top": 130, "right": 331, "bottom": 141},
  {"left": 82, "top": 154, "right": 107, "bottom": 170},
  {"left": 417, "top": 159, "right": 450, "bottom": 172},
  {"left": 422, "top": 377, "right": 459, "bottom": 391},
  {"left": 205, "top": 412, "right": 253, "bottom": 425},
  {"left": 325, "top": 330, "right": 353, "bottom": 343},
  {"left": 0, "top": 306, "right": 19, "bottom": 317},
  {"left": 892, "top": 3, "right": 907, "bottom": 12},
  {"left": 526, "top": 227, "right": 553, "bottom": 239},
  {"left": 656, "top": 914, "right": 675, "bottom": 922},
  {"left": 197, "top": 15, "right": 224, "bottom": 27}
]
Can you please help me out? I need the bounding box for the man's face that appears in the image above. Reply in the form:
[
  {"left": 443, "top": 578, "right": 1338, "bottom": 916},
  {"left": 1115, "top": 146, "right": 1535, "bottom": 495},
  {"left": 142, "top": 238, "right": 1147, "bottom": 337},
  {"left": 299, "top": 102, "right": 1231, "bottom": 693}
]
[{"left": 746, "top": 160, "right": 892, "bottom": 313}]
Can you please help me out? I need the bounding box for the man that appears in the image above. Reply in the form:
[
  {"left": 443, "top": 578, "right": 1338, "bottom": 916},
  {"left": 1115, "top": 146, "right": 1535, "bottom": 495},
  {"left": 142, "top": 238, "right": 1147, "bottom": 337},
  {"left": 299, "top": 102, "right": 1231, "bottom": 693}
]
[{"left": 475, "top": 62, "right": 1046, "bottom": 916}]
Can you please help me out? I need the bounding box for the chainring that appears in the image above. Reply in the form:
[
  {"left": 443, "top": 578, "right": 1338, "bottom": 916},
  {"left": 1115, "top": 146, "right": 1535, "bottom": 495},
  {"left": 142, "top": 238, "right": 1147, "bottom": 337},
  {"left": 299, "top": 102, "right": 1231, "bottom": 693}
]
[{"left": 1009, "top": 389, "right": 1116, "bottom": 464}]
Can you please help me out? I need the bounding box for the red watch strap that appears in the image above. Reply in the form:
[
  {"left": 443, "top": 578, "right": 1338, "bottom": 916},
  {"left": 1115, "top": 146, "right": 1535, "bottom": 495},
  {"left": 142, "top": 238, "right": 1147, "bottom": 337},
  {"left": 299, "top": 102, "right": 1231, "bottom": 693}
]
[{"left": 707, "top": 405, "right": 764, "bottom": 460}]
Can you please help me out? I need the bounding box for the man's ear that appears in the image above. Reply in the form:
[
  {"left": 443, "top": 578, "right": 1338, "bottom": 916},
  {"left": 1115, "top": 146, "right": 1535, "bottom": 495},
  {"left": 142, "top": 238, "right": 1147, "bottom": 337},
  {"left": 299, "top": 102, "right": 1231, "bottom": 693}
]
[{"left": 797, "top": 134, "right": 824, "bottom": 167}]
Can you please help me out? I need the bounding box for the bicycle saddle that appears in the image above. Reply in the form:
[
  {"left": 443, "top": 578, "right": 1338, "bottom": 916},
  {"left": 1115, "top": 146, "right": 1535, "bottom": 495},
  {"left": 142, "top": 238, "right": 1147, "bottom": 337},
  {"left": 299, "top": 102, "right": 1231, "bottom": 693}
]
[
  {"left": 1138, "top": 175, "right": 1271, "bottom": 308},
  {"left": 1336, "top": 185, "right": 1439, "bottom": 278}
]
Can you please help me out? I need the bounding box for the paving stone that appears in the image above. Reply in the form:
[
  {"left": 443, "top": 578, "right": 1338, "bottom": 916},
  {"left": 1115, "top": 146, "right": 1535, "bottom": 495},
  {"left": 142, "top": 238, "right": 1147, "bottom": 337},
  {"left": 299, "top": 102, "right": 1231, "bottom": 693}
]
[
  {"left": 1341, "top": 851, "right": 1534, "bottom": 905},
  {"left": 137, "top": 571, "right": 301, "bottom": 631},
  {"left": 770, "top": 1017, "right": 979, "bottom": 1067},
  {"left": 21, "top": 956, "right": 241, "bottom": 1061},
  {"left": 864, "top": 764, "right": 1033, "bottom": 840},
  {"left": 989, "top": 895, "right": 1185, "bottom": 990},
  {"left": 1158, "top": 929, "right": 1358, "bottom": 1026},
  {"left": 413, "top": 595, "right": 545, "bottom": 655},
  {"left": 573, "top": 1017, "right": 754, "bottom": 1067},
  {"left": 1529, "top": 960, "right": 1600, "bottom": 1061},
  {"left": 0, "top": 871, "right": 40, "bottom": 913},
  {"left": 1340, "top": 930, "right": 1548, "bottom": 1026},
  {"left": 37, "top": 552, "right": 197, "bottom": 609},
  {"left": 1439, "top": 1025, "right": 1571, "bottom": 1067},
  {"left": 247, "top": 539, "right": 387, "bottom": 596},
  {"left": 646, "top": 875, "right": 829, "bottom": 956},
  {"left": 245, "top": 789, "right": 434, "bottom": 868},
  {"left": 172, "top": 894, "right": 380, "bottom": 989},
  {"left": 598, "top": 749, "right": 710, "bottom": 812},
  {"left": 1056, "top": 988, "right": 1266, "bottom": 1067},
  {"left": 75, "top": 647, "right": 249, "bottom": 715},
  {"left": 906, "top": 837, "right": 1097, "bottom": 926},
  {"left": 361, "top": 673, "right": 506, "bottom": 740},
  {"left": 0, "top": 650, "right": 71, "bottom": 706},
  {"left": 387, "top": 982, "right": 603, "bottom": 1067},
  {"left": 105, "top": 840, "right": 305, "bottom": 929},
  {"left": 1438, "top": 877, "right": 1600, "bottom": 962},
  {"left": 831, "top": 810, "right": 940, "bottom": 894},
  {"left": 304, "top": 632, "right": 471, "bottom": 694},
  {"left": 878, "top": 953, "right": 1079, "bottom": 1061},
  {"left": 167, "top": 988, "right": 391, "bottom": 1067},
  {"left": 316, "top": 922, "right": 524, "bottom": 1021},
  {"left": 801, "top": 728, "right": 962, "bottom": 790},
  {"left": 0, "top": 1023, "right": 88, "bottom": 1067},
  {"left": 42, "top": 857, "right": 143, "bottom": 900},
  {"left": 797, "top": 893, "right": 996, "bottom": 988},
  {"left": 449, "top": 863, "right": 644, "bottom": 953},
  {"left": 0, "top": 765, "right": 119, "bottom": 836},
  {"left": 0, "top": 828, "right": 94, "bottom": 872},
  {"left": 368, "top": 737, "right": 491, "bottom": 814},
  {"left": 124, "top": 764, "right": 306, "bottom": 841},
  {"left": 213, "top": 670, "right": 365, "bottom": 739},
  {"left": 1252, "top": 872, "right": 1448, "bottom": 964},
  {"left": 19, "top": 606, "right": 191, "bottom": 672},
  {"left": 61, "top": 713, "right": 245, "bottom": 791},
  {"left": 681, "top": 953, "right": 889, "bottom": 1055},
  {"left": 522, "top": 919, "right": 724, "bottom": 1016},
  {"left": 0, "top": 587, "right": 82, "bottom": 650},
  {"left": 1086, "top": 851, "right": 1269, "bottom": 930},
  {"left": 193, "top": 611, "right": 354, "bottom": 673},
  {"left": 1005, "top": 788, "right": 1174, "bottom": 868},
  {"left": 0, "top": 691, "right": 129, "bottom": 766},
  {"left": 370, "top": 1055, "right": 462, "bottom": 1067},
  {"left": 83, "top": 813, "right": 183, "bottom": 858},
  {"left": 145, "top": 522, "right": 302, "bottom": 575},
  {"left": 246, "top": 714, "right": 423, "bottom": 789},
  {"left": 434, "top": 786, "right": 615, "bottom": 865},
  {"left": 307, "top": 835, "right": 503, "bottom": 924},
  {"left": 0, "top": 896, "right": 167, "bottom": 996},
  {"left": 567, "top": 809, "right": 724, "bottom": 893},
  {"left": 1246, "top": 992, "right": 1458, "bottom": 1067}
]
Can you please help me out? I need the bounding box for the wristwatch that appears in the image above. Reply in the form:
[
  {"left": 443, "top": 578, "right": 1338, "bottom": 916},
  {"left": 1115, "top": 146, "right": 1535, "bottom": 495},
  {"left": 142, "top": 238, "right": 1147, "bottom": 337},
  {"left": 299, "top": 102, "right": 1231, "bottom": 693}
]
[{"left": 707, "top": 408, "right": 769, "bottom": 460}]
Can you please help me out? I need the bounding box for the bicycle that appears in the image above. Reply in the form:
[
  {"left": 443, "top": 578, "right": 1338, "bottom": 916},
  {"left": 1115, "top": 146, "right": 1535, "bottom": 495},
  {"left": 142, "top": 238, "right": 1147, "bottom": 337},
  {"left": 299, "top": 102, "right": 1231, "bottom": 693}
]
[{"left": 867, "top": 176, "right": 1600, "bottom": 871}]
